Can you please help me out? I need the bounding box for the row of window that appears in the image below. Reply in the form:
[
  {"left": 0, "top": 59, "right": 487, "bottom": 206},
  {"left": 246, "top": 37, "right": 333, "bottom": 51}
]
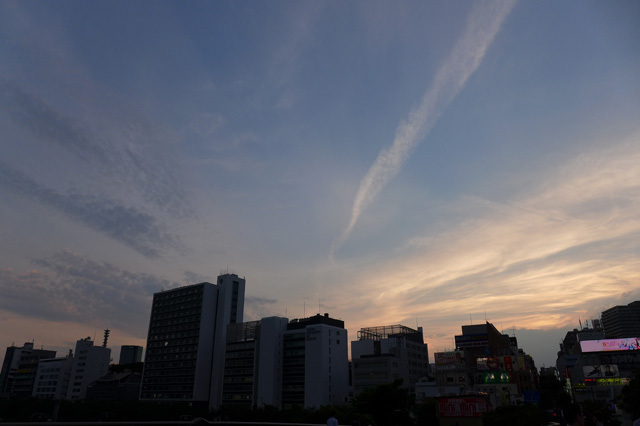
[{"left": 150, "top": 316, "right": 201, "bottom": 327}]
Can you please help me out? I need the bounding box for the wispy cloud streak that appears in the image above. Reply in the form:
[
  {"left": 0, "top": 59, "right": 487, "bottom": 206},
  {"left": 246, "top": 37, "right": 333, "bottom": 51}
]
[
  {"left": 0, "top": 163, "right": 182, "bottom": 258},
  {"left": 332, "top": 0, "right": 516, "bottom": 255}
]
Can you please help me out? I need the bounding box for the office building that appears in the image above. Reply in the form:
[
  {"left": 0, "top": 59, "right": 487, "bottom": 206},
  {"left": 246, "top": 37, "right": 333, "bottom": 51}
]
[
  {"left": 86, "top": 371, "right": 142, "bottom": 400},
  {"left": 32, "top": 353, "right": 74, "bottom": 399},
  {"left": 140, "top": 273, "right": 245, "bottom": 410},
  {"left": 66, "top": 336, "right": 111, "bottom": 400},
  {"left": 0, "top": 342, "right": 56, "bottom": 397},
  {"left": 601, "top": 301, "right": 640, "bottom": 339},
  {"left": 351, "top": 324, "right": 429, "bottom": 397},
  {"left": 432, "top": 322, "right": 538, "bottom": 406},
  {"left": 222, "top": 316, "right": 288, "bottom": 408},
  {"left": 282, "top": 313, "right": 349, "bottom": 409},
  {"left": 119, "top": 345, "right": 143, "bottom": 365}
]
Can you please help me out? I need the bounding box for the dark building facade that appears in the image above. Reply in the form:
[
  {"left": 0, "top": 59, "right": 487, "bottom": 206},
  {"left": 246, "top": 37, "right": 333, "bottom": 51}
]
[
  {"left": 601, "top": 301, "right": 640, "bottom": 339},
  {"left": 140, "top": 274, "right": 245, "bottom": 410}
]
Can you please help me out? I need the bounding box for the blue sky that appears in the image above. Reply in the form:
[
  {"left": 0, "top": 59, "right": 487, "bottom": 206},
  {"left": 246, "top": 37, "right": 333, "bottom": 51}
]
[{"left": 1, "top": 0, "right": 639, "bottom": 368}]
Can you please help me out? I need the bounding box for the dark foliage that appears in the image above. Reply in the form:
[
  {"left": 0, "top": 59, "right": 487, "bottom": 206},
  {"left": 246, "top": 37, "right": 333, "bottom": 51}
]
[
  {"left": 620, "top": 368, "right": 640, "bottom": 419},
  {"left": 482, "top": 404, "right": 543, "bottom": 426}
]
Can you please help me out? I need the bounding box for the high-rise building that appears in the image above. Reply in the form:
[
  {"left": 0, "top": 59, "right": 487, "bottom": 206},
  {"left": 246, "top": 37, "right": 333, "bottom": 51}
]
[
  {"left": 119, "top": 345, "right": 143, "bottom": 365},
  {"left": 222, "top": 317, "right": 288, "bottom": 408},
  {"left": 140, "top": 273, "right": 245, "bottom": 410},
  {"left": 601, "top": 301, "right": 640, "bottom": 338},
  {"left": 351, "top": 324, "right": 429, "bottom": 397},
  {"left": 66, "top": 337, "right": 111, "bottom": 400},
  {"left": 282, "top": 313, "right": 349, "bottom": 409}
]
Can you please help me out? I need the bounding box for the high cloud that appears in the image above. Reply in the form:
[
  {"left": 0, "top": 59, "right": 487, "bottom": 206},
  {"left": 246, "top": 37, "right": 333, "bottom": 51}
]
[
  {"left": 0, "top": 251, "right": 180, "bottom": 337},
  {"left": 0, "top": 163, "right": 183, "bottom": 258},
  {"left": 332, "top": 0, "right": 516, "bottom": 255},
  {"left": 331, "top": 134, "right": 640, "bottom": 360}
]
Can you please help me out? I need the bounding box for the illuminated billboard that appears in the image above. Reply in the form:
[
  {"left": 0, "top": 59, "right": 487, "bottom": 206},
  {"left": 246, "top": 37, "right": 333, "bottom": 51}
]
[
  {"left": 435, "top": 351, "right": 465, "bottom": 369},
  {"left": 483, "top": 371, "right": 510, "bottom": 384},
  {"left": 583, "top": 364, "right": 619, "bottom": 378},
  {"left": 438, "top": 397, "right": 491, "bottom": 418},
  {"left": 580, "top": 338, "right": 640, "bottom": 352},
  {"left": 477, "top": 356, "right": 518, "bottom": 371}
]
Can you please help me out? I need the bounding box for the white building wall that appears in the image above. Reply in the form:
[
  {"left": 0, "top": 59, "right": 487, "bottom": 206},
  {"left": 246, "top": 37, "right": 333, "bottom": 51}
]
[
  {"left": 304, "top": 324, "right": 348, "bottom": 408},
  {"left": 32, "top": 356, "right": 74, "bottom": 399},
  {"left": 256, "top": 316, "right": 288, "bottom": 408},
  {"left": 66, "top": 338, "right": 111, "bottom": 400}
]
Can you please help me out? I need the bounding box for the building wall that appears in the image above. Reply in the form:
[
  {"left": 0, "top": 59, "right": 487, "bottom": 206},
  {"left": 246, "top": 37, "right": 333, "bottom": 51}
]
[
  {"left": 601, "top": 301, "right": 640, "bottom": 338},
  {"left": 32, "top": 356, "right": 74, "bottom": 399},
  {"left": 141, "top": 282, "right": 216, "bottom": 401},
  {"left": 351, "top": 325, "right": 429, "bottom": 397},
  {"left": 304, "top": 324, "right": 349, "bottom": 407},
  {"left": 210, "top": 274, "right": 246, "bottom": 410},
  {"left": 141, "top": 273, "right": 246, "bottom": 409},
  {"left": 66, "top": 338, "right": 111, "bottom": 400},
  {"left": 255, "top": 317, "right": 288, "bottom": 408},
  {"left": 119, "top": 346, "right": 143, "bottom": 365},
  {"left": 5, "top": 343, "right": 57, "bottom": 397}
]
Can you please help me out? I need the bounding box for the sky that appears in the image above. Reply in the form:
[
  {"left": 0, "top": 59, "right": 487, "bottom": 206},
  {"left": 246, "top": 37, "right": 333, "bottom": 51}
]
[{"left": 1, "top": 0, "right": 639, "bottom": 369}]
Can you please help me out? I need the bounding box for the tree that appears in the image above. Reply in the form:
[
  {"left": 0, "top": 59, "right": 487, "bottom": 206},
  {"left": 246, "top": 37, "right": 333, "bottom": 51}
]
[{"left": 352, "top": 379, "right": 414, "bottom": 426}]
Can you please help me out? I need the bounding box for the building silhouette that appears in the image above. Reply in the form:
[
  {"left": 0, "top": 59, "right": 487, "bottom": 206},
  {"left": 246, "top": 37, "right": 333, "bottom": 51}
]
[
  {"left": 66, "top": 336, "right": 111, "bottom": 400},
  {"left": 222, "top": 316, "right": 288, "bottom": 408},
  {"left": 351, "top": 324, "right": 429, "bottom": 397},
  {"left": 601, "top": 301, "right": 640, "bottom": 338},
  {"left": 432, "top": 322, "right": 537, "bottom": 406},
  {"left": 0, "top": 342, "right": 56, "bottom": 397},
  {"left": 119, "top": 345, "right": 143, "bottom": 365},
  {"left": 140, "top": 273, "right": 245, "bottom": 410}
]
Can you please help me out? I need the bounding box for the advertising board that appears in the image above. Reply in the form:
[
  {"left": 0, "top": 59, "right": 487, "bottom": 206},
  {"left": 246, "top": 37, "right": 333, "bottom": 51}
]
[
  {"left": 455, "top": 333, "right": 489, "bottom": 349},
  {"left": 438, "top": 397, "right": 491, "bottom": 418},
  {"left": 435, "top": 351, "right": 465, "bottom": 369},
  {"left": 483, "top": 371, "right": 510, "bottom": 384},
  {"left": 580, "top": 338, "right": 640, "bottom": 352},
  {"left": 583, "top": 364, "right": 619, "bottom": 378}
]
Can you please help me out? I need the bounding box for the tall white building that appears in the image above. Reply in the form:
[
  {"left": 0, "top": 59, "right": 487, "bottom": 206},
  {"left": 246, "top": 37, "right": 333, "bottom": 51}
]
[
  {"left": 141, "top": 273, "right": 245, "bottom": 410},
  {"left": 282, "top": 313, "right": 349, "bottom": 408},
  {"left": 66, "top": 337, "right": 111, "bottom": 400}
]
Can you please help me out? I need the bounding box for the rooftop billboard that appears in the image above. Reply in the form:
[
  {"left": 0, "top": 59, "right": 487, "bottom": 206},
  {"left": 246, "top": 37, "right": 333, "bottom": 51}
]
[
  {"left": 434, "top": 351, "right": 465, "bottom": 369},
  {"left": 580, "top": 338, "right": 640, "bottom": 352}
]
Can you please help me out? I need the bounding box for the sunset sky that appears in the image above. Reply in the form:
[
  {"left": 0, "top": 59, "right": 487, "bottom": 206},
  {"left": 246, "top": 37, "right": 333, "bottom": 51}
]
[{"left": 1, "top": 0, "right": 639, "bottom": 368}]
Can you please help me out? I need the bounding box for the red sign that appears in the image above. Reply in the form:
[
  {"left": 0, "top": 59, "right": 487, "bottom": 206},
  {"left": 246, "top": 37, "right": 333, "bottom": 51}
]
[
  {"left": 487, "top": 357, "right": 499, "bottom": 369},
  {"left": 438, "top": 397, "right": 491, "bottom": 418},
  {"left": 504, "top": 356, "right": 513, "bottom": 371}
]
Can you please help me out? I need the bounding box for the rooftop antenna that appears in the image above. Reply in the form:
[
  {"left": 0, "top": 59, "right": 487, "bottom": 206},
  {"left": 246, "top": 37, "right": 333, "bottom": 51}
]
[
  {"left": 470, "top": 314, "right": 473, "bottom": 325},
  {"left": 484, "top": 310, "right": 487, "bottom": 322},
  {"left": 103, "top": 329, "right": 110, "bottom": 348},
  {"left": 579, "top": 319, "right": 582, "bottom": 330},
  {"left": 501, "top": 322, "right": 504, "bottom": 333}
]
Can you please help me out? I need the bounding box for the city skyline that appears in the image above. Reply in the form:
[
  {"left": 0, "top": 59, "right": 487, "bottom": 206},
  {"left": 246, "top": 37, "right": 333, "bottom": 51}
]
[{"left": 1, "top": 1, "right": 640, "bottom": 369}]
